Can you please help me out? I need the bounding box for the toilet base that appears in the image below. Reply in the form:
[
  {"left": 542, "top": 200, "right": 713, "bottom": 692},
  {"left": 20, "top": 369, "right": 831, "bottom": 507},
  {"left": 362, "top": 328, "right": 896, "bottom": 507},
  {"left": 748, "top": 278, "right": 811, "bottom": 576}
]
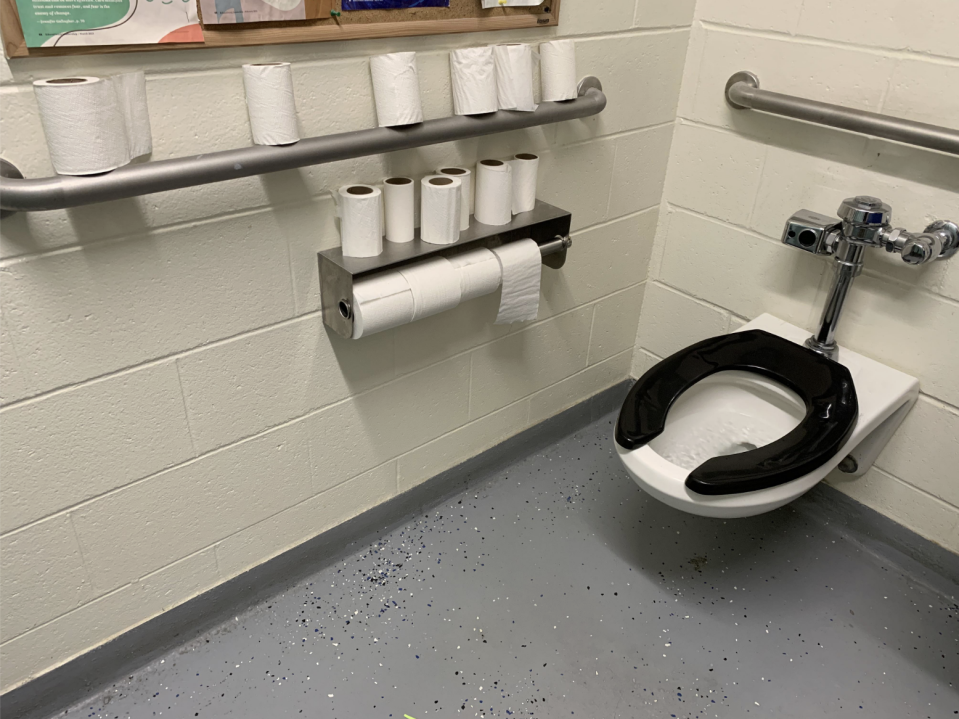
[{"left": 616, "top": 314, "right": 919, "bottom": 518}]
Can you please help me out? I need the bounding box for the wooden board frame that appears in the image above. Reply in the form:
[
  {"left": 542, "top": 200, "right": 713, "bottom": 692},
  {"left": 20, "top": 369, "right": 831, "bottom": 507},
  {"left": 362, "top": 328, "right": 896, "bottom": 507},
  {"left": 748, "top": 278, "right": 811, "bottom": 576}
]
[{"left": 2, "top": 0, "right": 559, "bottom": 58}]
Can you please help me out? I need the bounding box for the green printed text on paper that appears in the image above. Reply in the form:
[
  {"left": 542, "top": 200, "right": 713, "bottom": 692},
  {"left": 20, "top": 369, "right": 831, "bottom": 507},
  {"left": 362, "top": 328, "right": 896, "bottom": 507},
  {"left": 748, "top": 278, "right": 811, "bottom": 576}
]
[{"left": 16, "top": 0, "right": 130, "bottom": 47}]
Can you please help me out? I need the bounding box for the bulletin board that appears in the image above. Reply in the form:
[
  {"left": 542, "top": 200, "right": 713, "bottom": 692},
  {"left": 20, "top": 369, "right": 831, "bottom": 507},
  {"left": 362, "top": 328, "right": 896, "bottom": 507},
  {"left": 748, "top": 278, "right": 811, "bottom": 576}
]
[{"left": 1, "top": 0, "right": 560, "bottom": 58}]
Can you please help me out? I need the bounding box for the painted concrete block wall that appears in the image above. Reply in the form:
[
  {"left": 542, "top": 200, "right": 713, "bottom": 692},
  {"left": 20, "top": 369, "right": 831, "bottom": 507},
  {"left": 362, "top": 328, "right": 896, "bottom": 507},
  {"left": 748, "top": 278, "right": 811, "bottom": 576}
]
[
  {"left": 632, "top": 0, "right": 959, "bottom": 553},
  {"left": 0, "top": 0, "right": 692, "bottom": 692}
]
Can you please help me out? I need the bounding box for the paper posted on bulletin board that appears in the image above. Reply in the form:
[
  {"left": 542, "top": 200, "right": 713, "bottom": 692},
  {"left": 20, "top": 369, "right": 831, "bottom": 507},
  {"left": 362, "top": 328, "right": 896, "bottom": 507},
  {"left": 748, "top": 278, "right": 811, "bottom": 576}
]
[
  {"left": 480, "top": 0, "right": 544, "bottom": 6},
  {"left": 341, "top": 0, "right": 449, "bottom": 8},
  {"left": 198, "top": 0, "right": 330, "bottom": 25},
  {"left": 14, "top": 0, "right": 204, "bottom": 47}
]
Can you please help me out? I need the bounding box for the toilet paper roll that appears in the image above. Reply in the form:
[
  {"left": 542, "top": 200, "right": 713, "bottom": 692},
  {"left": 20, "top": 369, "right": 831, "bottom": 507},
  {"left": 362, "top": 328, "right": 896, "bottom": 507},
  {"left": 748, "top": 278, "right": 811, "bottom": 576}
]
[
  {"left": 242, "top": 63, "right": 300, "bottom": 146},
  {"left": 34, "top": 77, "right": 131, "bottom": 176},
  {"left": 539, "top": 39, "right": 578, "bottom": 102},
  {"left": 492, "top": 239, "right": 542, "bottom": 324},
  {"left": 421, "top": 175, "right": 463, "bottom": 246},
  {"left": 338, "top": 185, "right": 384, "bottom": 258},
  {"left": 111, "top": 72, "right": 152, "bottom": 159},
  {"left": 493, "top": 44, "right": 537, "bottom": 112},
  {"left": 397, "top": 257, "right": 463, "bottom": 322},
  {"left": 450, "top": 46, "right": 498, "bottom": 116},
  {"left": 474, "top": 159, "right": 513, "bottom": 226},
  {"left": 352, "top": 272, "right": 415, "bottom": 339},
  {"left": 383, "top": 177, "right": 415, "bottom": 244},
  {"left": 510, "top": 153, "right": 539, "bottom": 214},
  {"left": 437, "top": 167, "right": 473, "bottom": 231},
  {"left": 370, "top": 52, "right": 424, "bottom": 127},
  {"left": 448, "top": 248, "right": 502, "bottom": 302}
]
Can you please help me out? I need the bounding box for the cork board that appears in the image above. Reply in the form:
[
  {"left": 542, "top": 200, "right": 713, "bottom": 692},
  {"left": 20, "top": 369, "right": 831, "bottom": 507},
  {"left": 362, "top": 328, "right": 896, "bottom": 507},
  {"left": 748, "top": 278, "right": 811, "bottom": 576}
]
[{"left": 2, "top": 0, "right": 560, "bottom": 57}]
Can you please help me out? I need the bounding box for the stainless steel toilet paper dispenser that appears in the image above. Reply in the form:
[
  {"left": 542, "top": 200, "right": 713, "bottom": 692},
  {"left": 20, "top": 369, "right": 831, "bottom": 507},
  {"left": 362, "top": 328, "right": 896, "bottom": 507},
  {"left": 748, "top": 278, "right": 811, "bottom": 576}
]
[{"left": 318, "top": 200, "right": 572, "bottom": 339}]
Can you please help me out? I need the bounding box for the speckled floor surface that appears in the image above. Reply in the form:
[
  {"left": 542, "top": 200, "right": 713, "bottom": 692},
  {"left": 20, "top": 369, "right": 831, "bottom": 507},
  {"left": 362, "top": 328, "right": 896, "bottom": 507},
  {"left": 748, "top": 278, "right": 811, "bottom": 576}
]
[{"left": 61, "top": 412, "right": 958, "bottom": 719}]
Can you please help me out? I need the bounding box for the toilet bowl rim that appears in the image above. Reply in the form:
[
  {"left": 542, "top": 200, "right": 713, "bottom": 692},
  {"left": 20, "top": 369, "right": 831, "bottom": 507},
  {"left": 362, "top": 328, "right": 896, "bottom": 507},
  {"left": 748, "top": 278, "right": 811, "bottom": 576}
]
[{"left": 616, "top": 329, "right": 860, "bottom": 496}]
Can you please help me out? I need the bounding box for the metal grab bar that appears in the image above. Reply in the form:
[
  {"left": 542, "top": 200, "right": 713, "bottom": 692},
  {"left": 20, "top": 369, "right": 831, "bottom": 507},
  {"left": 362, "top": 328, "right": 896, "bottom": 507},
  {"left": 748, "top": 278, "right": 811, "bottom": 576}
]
[
  {"left": 725, "top": 71, "right": 959, "bottom": 156},
  {"left": 0, "top": 77, "right": 607, "bottom": 214}
]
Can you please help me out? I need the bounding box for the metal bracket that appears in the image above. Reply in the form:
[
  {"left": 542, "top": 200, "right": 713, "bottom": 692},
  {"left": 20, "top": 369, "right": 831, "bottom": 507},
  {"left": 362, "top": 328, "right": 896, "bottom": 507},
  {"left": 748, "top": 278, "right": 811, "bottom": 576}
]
[
  {"left": 319, "top": 200, "right": 573, "bottom": 339},
  {"left": 577, "top": 76, "right": 604, "bottom": 96},
  {"left": 925, "top": 219, "right": 959, "bottom": 260},
  {"left": 725, "top": 71, "right": 760, "bottom": 109},
  {"left": 0, "top": 159, "right": 24, "bottom": 219}
]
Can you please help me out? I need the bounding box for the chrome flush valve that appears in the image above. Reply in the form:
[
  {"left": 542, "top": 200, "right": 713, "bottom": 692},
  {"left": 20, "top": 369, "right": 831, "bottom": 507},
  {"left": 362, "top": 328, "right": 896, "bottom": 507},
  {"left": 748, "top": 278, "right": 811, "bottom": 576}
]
[
  {"left": 783, "top": 195, "right": 959, "bottom": 266},
  {"left": 837, "top": 195, "right": 959, "bottom": 266},
  {"left": 780, "top": 196, "right": 957, "bottom": 359},
  {"left": 836, "top": 195, "right": 891, "bottom": 247}
]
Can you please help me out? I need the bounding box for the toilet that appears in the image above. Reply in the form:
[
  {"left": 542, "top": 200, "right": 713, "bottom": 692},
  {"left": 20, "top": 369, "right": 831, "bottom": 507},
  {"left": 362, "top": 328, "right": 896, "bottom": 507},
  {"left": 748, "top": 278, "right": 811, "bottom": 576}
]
[{"left": 615, "top": 314, "right": 919, "bottom": 518}]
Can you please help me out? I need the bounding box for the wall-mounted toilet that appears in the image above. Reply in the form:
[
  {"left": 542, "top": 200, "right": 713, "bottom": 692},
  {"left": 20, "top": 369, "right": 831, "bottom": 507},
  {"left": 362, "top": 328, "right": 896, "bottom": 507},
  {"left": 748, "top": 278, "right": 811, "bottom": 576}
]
[
  {"left": 616, "top": 196, "right": 957, "bottom": 518},
  {"left": 616, "top": 314, "right": 918, "bottom": 517}
]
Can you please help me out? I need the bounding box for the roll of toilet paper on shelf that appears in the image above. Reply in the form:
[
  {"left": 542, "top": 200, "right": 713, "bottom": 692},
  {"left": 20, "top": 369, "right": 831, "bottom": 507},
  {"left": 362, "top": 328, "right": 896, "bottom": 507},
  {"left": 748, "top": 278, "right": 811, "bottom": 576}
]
[
  {"left": 474, "top": 159, "right": 513, "bottom": 226},
  {"left": 242, "top": 63, "right": 300, "bottom": 146},
  {"left": 437, "top": 167, "right": 473, "bottom": 231},
  {"left": 492, "top": 239, "right": 542, "bottom": 324},
  {"left": 370, "top": 52, "right": 424, "bottom": 127},
  {"left": 34, "top": 77, "right": 132, "bottom": 176},
  {"left": 383, "top": 177, "right": 415, "bottom": 244},
  {"left": 510, "top": 153, "right": 539, "bottom": 214},
  {"left": 338, "top": 184, "right": 383, "bottom": 258},
  {"left": 421, "top": 175, "right": 463, "bottom": 246},
  {"left": 397, "top": 257, "right": 463, "bottom": 322},
  {"left": 111, "top": 72, "right": 153, "bottom": 159},
  {"left": 352, "top": 272, "right": 415, "bottom": 339},
  {"left": 493, "top": 44, "right": 537, "bottom": 112},
  {"left": 539, "top": 39, "right": 577, "bottom": 102},
  {"left": 448, "top": 248, "right": 502, "bottom": 302},
  {"left": 450, "top": 46, "right": 498, "bottom": 116}
]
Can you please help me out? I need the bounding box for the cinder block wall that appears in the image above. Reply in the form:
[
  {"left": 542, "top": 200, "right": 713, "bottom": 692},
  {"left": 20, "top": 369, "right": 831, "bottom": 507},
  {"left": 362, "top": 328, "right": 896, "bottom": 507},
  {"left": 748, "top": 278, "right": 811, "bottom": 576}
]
[
  {"left": 0, "top": 0, "right": 694, "bottom": 692},
  {"left": 633, "top": 0, "right": 959, "bottom": 551}
]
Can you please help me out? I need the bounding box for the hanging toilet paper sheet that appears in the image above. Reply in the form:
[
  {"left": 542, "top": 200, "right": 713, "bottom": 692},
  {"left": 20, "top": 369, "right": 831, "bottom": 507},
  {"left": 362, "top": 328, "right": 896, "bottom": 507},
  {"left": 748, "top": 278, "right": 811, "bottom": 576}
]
[
  {"left": 540, "top": 39, "right": 577, "bottom": 101},
  {"left": 370, "top": 52, "right": 424, "bottom": 127},
  {"left": 450, "top": 47, "right": 498, "bottom": 116},
  {"left": 352, "top": 272, "right": 415, "bottom": 339},
  {"left": 242, "top": 63, "right": 300, "bottom": 146},
  {"left": 449, "top": 248, "right": 502, "bottom": 302},
  {"left": 34, "top": 76, "right": 146, "bottom": 176},
  {"left": 397, "top": 258, "right": 463, "bottom": 322},
  {"left": 492, "top": 239, "right": 541, "bottom": 324},
  {"left": 493, "top": 44, "right": 537, "bottom": 112}
]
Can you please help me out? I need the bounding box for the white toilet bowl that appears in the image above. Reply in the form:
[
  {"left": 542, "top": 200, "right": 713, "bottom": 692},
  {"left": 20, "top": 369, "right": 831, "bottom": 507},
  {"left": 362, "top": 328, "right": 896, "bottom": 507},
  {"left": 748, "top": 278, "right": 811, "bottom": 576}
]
[{"left": 616, "top": 314, "right": 919, "bottom": 518}]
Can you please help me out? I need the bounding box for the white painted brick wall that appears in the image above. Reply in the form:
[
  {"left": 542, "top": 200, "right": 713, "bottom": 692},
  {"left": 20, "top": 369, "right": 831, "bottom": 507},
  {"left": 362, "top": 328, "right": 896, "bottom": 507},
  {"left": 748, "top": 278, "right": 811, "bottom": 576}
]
[
  {"left": 0, "top": 0, "right": 691, "bottom": 690},
  {"left": 633, "top": 0, "right": 959, "bottom": 554}
]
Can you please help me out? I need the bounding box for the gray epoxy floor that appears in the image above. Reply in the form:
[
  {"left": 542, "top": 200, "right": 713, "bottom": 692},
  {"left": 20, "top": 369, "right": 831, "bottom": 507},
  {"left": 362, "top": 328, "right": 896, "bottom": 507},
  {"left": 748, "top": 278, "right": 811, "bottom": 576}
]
[{"left": 62, "top": 413, "right": 958, "bottom": 719}]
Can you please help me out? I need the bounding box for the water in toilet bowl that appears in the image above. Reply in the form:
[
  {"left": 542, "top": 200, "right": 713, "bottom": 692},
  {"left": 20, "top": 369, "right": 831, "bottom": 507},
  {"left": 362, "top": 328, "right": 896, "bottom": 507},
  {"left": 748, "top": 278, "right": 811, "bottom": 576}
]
[{"left": 647, "top": 370, "right": 805, "bottom": 473}]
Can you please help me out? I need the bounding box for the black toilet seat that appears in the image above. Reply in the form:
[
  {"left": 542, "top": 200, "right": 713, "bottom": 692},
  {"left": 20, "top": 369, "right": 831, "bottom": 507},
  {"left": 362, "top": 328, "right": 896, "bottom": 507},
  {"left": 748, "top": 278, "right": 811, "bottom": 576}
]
[{"left": 616, "top": 330, "right": 858, "bottom": 496}]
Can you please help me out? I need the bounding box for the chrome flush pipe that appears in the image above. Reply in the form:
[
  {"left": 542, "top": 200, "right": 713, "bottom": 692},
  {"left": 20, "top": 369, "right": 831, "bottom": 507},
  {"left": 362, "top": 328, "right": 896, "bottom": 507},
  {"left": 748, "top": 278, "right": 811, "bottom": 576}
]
[{"left": 806, "top": 240, "right": 865, "bottom": 357}]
